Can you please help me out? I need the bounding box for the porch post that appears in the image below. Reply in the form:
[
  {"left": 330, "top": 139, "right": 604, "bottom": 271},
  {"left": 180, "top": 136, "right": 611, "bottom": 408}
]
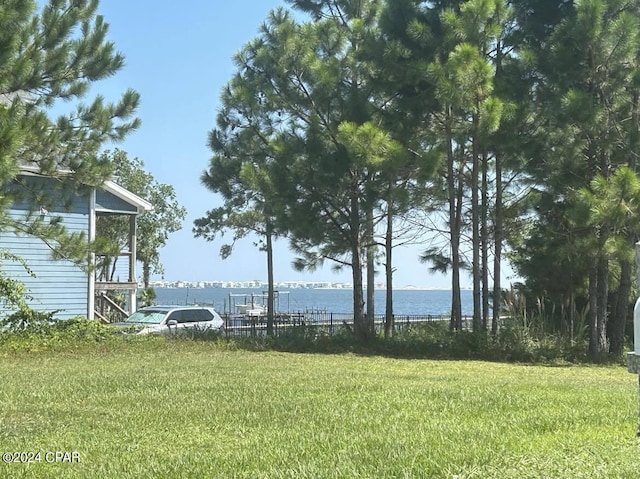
[
  {"left": 129, "top": 214, "right": 137, "bottom": 314},
  {"left": 87, "top": 188, "right": 96, "bottom": 320}
]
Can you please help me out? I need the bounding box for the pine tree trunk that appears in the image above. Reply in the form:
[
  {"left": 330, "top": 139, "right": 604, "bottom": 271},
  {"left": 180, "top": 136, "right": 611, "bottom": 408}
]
[
  {"left": 352, "top": 248, "right": 366, "bottom": 340},
  {"left": 492, "top": 150, "right": 503, "bottom": 337},
  {"left": 631, "top": 89, "right": 639, "bottom": 171},
  {"left": 266, "top": 222, "right": 275, "bottom": 337},
  {"left": 143, "top": 261, "right": 151, "bottom": 289},
  {"left": 596, "top": 255, "right": 608, "bottom": 355},
  {"left": 366, "top": 207, "right": 375, "bottom": 330},
  {"left": 610, "top": 255, "right": 631, "bottom": 357},
  {"left": 109, "top": 257, "right": 118, "bottom": 282},
  {"left": 492, "top": 37, "right": 505, "bottom": 338},
  {"left": 471, "top": 117, "right": 482, "bottom": 332},
  {"left": 481, "top": 150, "right": 490, "bottom": 331},
  {"left": 569, "top": 285, "right": 575, "bottom": 343},
  {"left": 384, "top": 198, "right": 394, "bottom": 339},
  {"left": 350, "top": 187, "right": 367, "bottom": 341},
  {"left": 447, "top": 116, "right": 462, "bottom": 331},
  {"left": 588, "top": 262, "right": 598, "bottom": 358},
  {"left": 454, "top": 173, "right": 464, "bottom": 331}
]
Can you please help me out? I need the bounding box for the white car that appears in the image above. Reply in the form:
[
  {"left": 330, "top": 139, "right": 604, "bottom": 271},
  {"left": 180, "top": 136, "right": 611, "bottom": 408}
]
[{"left": 112, "top": 305, "right": 224, "bottom": 335}]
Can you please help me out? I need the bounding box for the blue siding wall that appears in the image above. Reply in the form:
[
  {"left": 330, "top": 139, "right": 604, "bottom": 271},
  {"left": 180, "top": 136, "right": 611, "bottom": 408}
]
[
  {"left": 96, "top": 189, "right": 137, "bottom": 213},
  {"left": 0, "top": 177, "right": 90, "bottom": 319}
]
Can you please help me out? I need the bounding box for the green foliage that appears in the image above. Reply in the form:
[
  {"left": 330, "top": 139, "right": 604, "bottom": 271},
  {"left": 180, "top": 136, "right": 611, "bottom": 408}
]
[
  {"left": 504, "top": 0, "right": 640, "bottom": 355},
  {"left": 1, "top": 0, "right": 140, "bottom": 179},
  {"left": 1, "top": 307, "right": 59, "bottom": 334},
  {"left": 202, "top": 0, "right": 639, "bottom": 350},
  {"left": 212, "top": 321, "right": 591, "bottom": 364},
  {"left": 200, "top": 0, "right": 437, "bottom": 341},
  {"left": 577, "top": 166, "right": 640, "bottom": 260},
  {"left": 0, "top": 311, "right": 118, "bottom": 352},
  {"left": 380, "top": 323, "right": 589, "bottom": 363},
  {"left": 137, "top": 287, "right": 156, "bottom": 307},
  {"left": 167, "top": 324, "right": 226, "bottom": 342},
  {"left": 0, "top": 250, "right": 33, "bottom": 310},
  {"left": 95, "top": 149, "right": 186, "bottom": 286},
  {"left": 271, "top": 325, "right": 358, "bottom": 354}
]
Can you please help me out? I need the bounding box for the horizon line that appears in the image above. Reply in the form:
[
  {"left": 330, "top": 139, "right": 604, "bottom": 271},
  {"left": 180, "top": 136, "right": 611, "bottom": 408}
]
[{"left": 148, "top": 280, "right": 473, "bottom": 291}]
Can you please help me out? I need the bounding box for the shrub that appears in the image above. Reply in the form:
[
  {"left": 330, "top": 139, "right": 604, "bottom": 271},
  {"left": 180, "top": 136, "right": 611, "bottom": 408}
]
[
  {"left": 0, "top": 307, "right": 58, "bottom": 335},
  {"left": 0, "top": 309, "right": 119, "bottom": 352},
  {"left": 272, "top": 325, "right": 351, "bottom": 353}
]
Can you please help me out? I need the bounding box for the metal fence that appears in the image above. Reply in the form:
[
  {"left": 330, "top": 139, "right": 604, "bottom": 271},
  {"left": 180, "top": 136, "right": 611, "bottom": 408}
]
[{"left": 220, "top": 310, "right": 474, "bottom": 337}]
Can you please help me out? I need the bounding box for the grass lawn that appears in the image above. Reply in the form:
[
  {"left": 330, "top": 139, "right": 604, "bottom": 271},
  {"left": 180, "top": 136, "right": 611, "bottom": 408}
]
[{"left": 0, "top": 340, "right": 639, "bottom": 478}]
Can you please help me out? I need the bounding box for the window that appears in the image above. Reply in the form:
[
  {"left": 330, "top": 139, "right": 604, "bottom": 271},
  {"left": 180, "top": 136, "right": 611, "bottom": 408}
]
[
  {"left": 166, "top": 308, "right": 215, "bottom": 324},
  {"left": 180, "top": 310, "right": 201, "bottom": 323}
]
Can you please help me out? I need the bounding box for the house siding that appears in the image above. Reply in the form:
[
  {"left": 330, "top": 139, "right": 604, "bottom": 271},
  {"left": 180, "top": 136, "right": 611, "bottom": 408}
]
[
  {"left": 0, "top": 177, "right": 91, "bottom": 320},
  {"left": 95, "top": 189, "right": 138, "bottom": 213}
]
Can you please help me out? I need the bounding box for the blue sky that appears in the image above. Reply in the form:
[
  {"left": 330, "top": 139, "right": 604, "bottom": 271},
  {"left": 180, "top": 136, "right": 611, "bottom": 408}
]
[{"left": 86, "top": 0, "right": 470, "bottom": 288}]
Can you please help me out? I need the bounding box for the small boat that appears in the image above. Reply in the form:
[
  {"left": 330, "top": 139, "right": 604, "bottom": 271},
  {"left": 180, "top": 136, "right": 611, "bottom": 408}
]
[{"left": 235, "top": 303, "right": 267, "bottom": 316}]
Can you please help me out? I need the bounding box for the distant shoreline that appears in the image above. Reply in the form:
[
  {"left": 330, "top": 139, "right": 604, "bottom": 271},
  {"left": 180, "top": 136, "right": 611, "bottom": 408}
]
[
  {"left": 149, "top": 285, "right": 472, "bottom": 291},
  {"left": 153, "top": 287, "right": 475, "bottom": 316}
]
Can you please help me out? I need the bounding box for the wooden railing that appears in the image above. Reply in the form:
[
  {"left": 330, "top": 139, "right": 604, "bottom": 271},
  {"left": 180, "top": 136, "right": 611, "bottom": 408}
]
[{"left": 95, "top": 292, "right": 129, "bottom": 323}]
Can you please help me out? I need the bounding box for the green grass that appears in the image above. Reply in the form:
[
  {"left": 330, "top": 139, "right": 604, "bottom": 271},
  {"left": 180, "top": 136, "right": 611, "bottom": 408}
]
[{"left": 0, "top": 340, "right": 638, "bottom": 478}]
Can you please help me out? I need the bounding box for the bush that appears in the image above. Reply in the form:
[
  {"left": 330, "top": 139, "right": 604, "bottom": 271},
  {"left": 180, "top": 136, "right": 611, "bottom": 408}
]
[
  {"left": 270, "top": 325, "right": 355, "bottom": 354},
  {"left": 1, "top": 308, "right": 60, "bottom": 335},
  {"left": 0, "top": 308, "right": 119, "bottom": 352}
]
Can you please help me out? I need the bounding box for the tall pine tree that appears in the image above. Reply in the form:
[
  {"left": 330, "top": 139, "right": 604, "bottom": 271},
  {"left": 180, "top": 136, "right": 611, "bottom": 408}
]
[{"left": 0, "top": 0, "right": 139, "bottom": 306}]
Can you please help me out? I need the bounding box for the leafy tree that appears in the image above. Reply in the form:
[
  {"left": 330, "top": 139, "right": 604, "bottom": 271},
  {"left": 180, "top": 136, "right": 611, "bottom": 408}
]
[
  {"left": 198, "top": 0, "right": 639, "bottom": 357},
  {"left": 96, "top": 150, "right": 186, "bottom": 289},
  {"left": 438, "top": 0, "right": 506, "bottom": 332},
  {"left": 380, "top": 0, "right": 466, "bottom": 331},
  {"left": 0, "top": 0, "right": 140, "bottom": 302}
]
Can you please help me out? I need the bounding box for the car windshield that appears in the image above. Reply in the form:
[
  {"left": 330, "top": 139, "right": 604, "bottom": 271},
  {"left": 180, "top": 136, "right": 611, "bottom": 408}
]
[{"left": 124, "top": 310, "right": 167, "bottom": 324}]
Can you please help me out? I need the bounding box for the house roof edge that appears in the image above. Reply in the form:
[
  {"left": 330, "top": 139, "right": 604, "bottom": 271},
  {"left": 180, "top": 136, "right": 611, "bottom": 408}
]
[{"left": 18, "top": 165, "right": 153, "bottom": 214}]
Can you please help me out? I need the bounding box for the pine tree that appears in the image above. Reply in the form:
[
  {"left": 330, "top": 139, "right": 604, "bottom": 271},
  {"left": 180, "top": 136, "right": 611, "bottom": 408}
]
[
  {"left": 511, "top": 0, "right": 640, "bottom": 357},
  {"left": 194, "top": 61, "right": 286, "bottom": 336},
  {"left": 203, "top": 1, "right": 409, "bottom": 341},
  {"left": 0, "top": 0, "right": 139, "bottom": 306}
]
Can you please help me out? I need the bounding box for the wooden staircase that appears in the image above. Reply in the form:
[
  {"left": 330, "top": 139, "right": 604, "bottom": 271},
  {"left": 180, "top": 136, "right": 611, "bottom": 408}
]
[{"left": 95, "top": 292, "right": 129, "bottom": 323}]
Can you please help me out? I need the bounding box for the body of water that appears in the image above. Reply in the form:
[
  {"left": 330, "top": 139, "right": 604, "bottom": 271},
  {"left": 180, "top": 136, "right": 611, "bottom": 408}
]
[{"left": 153, "top": 287, "right": 474, "bottom": 317}]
